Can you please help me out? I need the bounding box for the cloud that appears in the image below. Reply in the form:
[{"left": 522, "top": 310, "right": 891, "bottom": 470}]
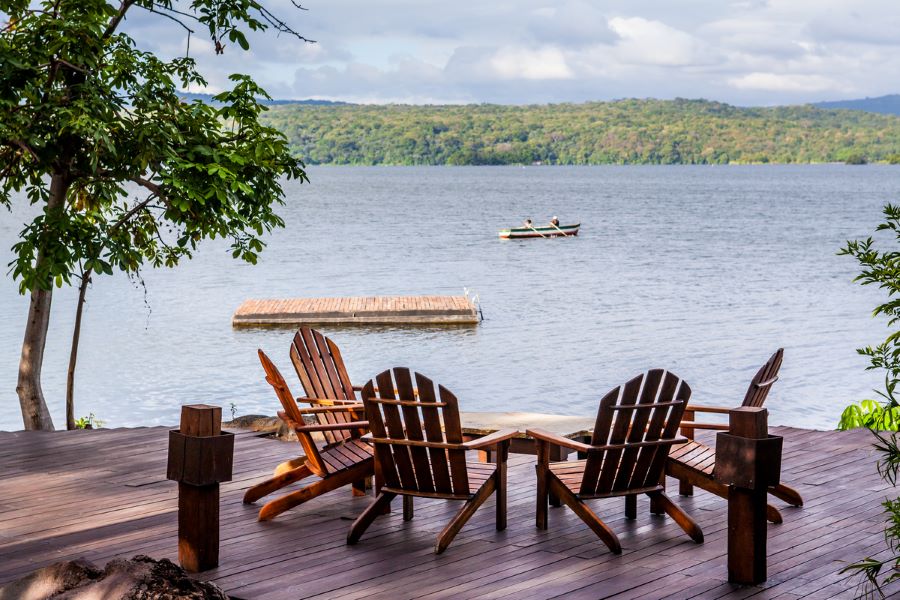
[
  {"left": 109, "top": 0, "right": 900, "bottom": 105},
  {"left": 488, "top": 47, "right": 574, "bottom": 80},
  {"left": 607, "top": 17, "right": 705, "bottom": 67},
  {"left": 729, "top": 72, "right": 841, "bottom": 93}
]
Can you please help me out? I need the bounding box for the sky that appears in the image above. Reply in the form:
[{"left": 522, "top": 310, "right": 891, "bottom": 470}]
[{"left": 122, "top": 0, "right": 900, "bottom": 106}]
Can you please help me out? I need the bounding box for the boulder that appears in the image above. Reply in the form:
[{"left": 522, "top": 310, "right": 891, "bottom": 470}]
[{"left": 0, "top": 556, "right": 229, "bottom": 600}]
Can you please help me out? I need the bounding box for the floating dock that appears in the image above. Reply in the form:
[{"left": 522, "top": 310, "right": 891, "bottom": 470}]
[{"left": 232, "top": 295, "right": 479, "bottom": 327}]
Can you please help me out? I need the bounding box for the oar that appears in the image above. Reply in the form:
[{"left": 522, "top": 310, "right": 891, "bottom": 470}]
[
  {"left": 549, "top": 222, "right": 568, "bottom": 237},
  {"left": 526, "top": 224, "right": 549, "bottom": 238}
]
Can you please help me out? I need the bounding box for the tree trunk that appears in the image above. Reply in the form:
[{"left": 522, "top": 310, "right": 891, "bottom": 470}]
[
  {"left": 66, "top": 268, "right": 92, "bottom": 430},
  {"left": 16, "top": 174, "right": 69, "bottom": 431}
]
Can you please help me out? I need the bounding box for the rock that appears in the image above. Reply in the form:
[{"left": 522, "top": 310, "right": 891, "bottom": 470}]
[
  {"left": 224, "top": 414, "right": 322, "bottom": 442},
  {"left": 0, "top": 558, "right": 100, "bottom": 600},
  {"left": 0, "top": 556, "right": 229, "bottom": 600}
]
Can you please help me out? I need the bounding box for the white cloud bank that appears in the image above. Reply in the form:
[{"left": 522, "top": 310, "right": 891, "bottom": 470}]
[{"left": 120, "top": 0, "right": 900, "bottom": 105}]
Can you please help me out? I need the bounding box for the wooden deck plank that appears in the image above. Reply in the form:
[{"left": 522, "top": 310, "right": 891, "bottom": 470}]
[
  {"left": 0, "top": 426, "right": 896, "bottom": 599},
  {"left": 232, "top": 295, "right": 480, "bottom": 326}
]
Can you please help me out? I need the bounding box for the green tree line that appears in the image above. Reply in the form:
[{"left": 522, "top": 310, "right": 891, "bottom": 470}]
[{"left": 260, "top": 98, "right": 900, "bottom": 166}]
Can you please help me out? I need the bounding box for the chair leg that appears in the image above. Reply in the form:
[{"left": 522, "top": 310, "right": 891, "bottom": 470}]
[
  {"left": 496, "top": 440, "right": 508, "bottom": 531},
  {"left": 550, "top": 478, "right": 621, "bottom": 554},
  {"left": 650, "top": 473, "right": 666, "bottom": 515},
  {"left": 352, "top": 479, "right": 367, "bottom": 497},
  {"left": 766, "top": 504, "right": 783, "bottom": 524},
  {"left": 625, "top": 494, "right": 637, "bottom": 519},
  {"left": 347, "top": 492, "right": 396, "bottom": 545},
  {"left": 435, "top": 479, "right": 496, "bottom": 554},
  {"left": 258, "top": 466, "right": 366, "bottom": 521},
  {"left": 403, "top": 495, "right": 414, "bottom": 521},
  {"left": 679, "top": 480, "right": 694, "bottom": 496},
  {"left": 243, "top": 463, "right": 312, "bottom": 504},
  {"left": 274, "top": 456, "right": 308, "bottom": 477},
  {"left": 646, "top": 492, "right": 703, "bottom": 543},
  {"left": 535, "top": 465, "right": 549, "bottom": 530},
  {"left": 769, "top": 483, "right": 803, "bottom": 507}
]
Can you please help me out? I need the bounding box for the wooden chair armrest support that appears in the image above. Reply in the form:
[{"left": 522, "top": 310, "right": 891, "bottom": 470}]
[
  {"left": 294, "top": 421, "right": 369, "bottom": 433},
  {"left": 526, "top": 428, "right": 593, "bottom": 453},
  {"left": 683, "top": 404, "right": 735, "bottom": 415},
  {"left": 679, "top": 421, "right": 732, "bottom": 431},
  {"left": 462, "top": 428, "right": 519, "bottom": 450}
]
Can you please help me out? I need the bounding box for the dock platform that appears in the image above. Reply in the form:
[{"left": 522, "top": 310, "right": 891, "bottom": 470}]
[
  {"left": 0, "top": 425, "right": 894, "bottom": 598},
  {"left": 232, "top": 295, "right": 479, "bottom": 327}
]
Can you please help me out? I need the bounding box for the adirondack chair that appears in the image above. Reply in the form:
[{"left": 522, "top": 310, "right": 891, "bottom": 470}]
[
  {"left": 666, "top": 348, "right": 803, "bottom": 524},
  {"left": 347, "top": 368, "right": 517, "bottom": 554},
  {"left": 243, "top": 350, "right": 374, "bottom": 521},
  {"left": 528, "top": 369, "right": 703, "bottom": 554}
]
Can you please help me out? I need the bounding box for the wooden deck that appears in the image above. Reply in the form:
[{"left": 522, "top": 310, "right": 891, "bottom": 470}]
[
  {"left": 232, "top": 296, "right": 480, "bottom": 327},
  {"left": 0, "top": 426, "right": 895, "bottom": 599}
]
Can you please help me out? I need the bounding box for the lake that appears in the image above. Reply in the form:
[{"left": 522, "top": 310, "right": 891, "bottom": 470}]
[{"left": 1, "top": 165, "right": 897, "bottom": 431}]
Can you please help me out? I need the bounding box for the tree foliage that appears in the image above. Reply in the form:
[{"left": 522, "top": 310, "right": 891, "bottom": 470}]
[
  {"left": 258, "top": 98, "right": 900, "bottom": 166},
  {"left": 0, "top": 0, "right": 307, "bottom": 429},
  {"left": 838, "top": 205, "right": 900, "bottom": 595}
]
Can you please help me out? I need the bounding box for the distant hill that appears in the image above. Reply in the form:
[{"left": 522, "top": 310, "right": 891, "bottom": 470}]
[
  {"left": 177, "top": 92, "right": 349, "bottom": 106},
  {"left": 259, "top": 98, "right": 900, "bottom": 166},
  {"left": 813, "top": 94, "right": 900, "bottom": 116}
]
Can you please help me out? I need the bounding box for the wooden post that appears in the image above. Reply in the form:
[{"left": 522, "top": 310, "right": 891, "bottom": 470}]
[
  {"left": 715, "top": 407, "right": 783, "bottom": 585},
  {"left": 167, "top": 405, "right": 234, "bottom": 572}
]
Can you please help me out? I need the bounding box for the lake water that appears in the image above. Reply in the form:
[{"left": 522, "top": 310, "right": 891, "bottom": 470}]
[{"left": 1, "top": 165, "right": 897, "bottom": 431}]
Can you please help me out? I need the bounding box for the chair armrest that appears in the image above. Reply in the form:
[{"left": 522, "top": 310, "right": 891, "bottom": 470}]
[
  {"left": 684, "top": 404, "right": 735, "bottom": 415},
  {"left": 463, "top": 429, "right": 519, "bottom": 450},
  {"left": 526, "top": 428, "right": 593, "bottom": 453},
  {"left": 294, "top": 421, "right": 369, "bottom": 433},
  {"left": 679, "top": 421, "right": 731, "bottom": 431}
]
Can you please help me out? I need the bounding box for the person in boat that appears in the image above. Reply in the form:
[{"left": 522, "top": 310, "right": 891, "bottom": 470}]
[
  {"left": 523, "top": 218, "right": 533, "bottom": 228},
  {"left": 550, "top": 216, "right": 560, "bottom": 227}
]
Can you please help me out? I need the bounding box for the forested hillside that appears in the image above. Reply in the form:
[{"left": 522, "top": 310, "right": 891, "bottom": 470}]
[{"left": 260, "top": 98, "right": 900, "bottom": 165}]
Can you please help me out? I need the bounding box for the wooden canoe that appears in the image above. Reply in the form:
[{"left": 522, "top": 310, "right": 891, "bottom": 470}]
[{"left": 498, "top": 223, "right": 580, "bottom": 239}]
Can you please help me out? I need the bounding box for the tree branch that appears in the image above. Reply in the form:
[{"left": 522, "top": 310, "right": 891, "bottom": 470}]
[
  {"left": 103, "top": 0, "right": 136, "bottom": 39},
  {"left": 137, "top": 5, "right": 196, "bottom": 35},
  {"left": 130, "top": 176, "right": 174, "bottom": 210},
  {"left": 10, "top": 140, "right": 40, "bottom": 162}
]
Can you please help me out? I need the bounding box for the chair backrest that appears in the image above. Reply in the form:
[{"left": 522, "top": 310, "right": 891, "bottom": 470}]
[
  {"left": 361, "top": 368, "right": 470, "bottom": 498},
  {"left": 742, "top": 348, "right": 784, "bottom": 408},
  {"left": 582, "top": 369, "right": 691, "bottom": 497},
  {"left": 257, "top": 349, "right": 326, "bottom": 473},
  {"left": 290, "top": 327, "right": 358, "bottom": 445}
]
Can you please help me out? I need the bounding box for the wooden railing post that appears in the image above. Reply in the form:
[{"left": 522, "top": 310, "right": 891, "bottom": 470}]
[
  {"left": 714, "top": 406, "right": 783, "bottom": 585},
  {"left": 167, "top": 404, "right": 234, "bottom": 572}
]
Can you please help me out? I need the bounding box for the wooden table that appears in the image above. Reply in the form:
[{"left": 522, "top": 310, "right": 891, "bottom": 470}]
[{"left": 459, "top": 411, "right": 595, "bottom": 462}]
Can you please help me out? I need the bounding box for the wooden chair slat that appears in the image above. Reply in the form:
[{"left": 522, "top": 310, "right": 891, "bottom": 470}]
[
  {"left": 743, "top": 348, "right": 783, "bottom": 408},
  {"left": 377, "top": 369, "right": 418, "bottom": 490},
  {"left": 325, "top": 337, "right": 356, "bottom": 400},
  {"left": 396, "top": 368, "right": 434, "bottom": 493},
  {"left": 439, "top": 382, "right": 469, "bottom": 496},
  {"left": 612, "top": 369, "right": 664, "bottom": 493},
  {"left": 314, "top": 329, "right": 348, "bottom": 403},
  {"left": 591, "top": 374, "right": 641, "bottom": 495},
  {"left": 363, "top": 379, "right": 401, "bottom": 489},
  {"left": 630, "top": 371, "right": 684, "bottom": 489},
  {"left": 417, "top": 372, "right": 453, "bottom": 494}
]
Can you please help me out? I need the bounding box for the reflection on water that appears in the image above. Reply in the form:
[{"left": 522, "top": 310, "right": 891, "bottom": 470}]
[{"left": 1, "top": 165, "right": 898, "bottom": 430}]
